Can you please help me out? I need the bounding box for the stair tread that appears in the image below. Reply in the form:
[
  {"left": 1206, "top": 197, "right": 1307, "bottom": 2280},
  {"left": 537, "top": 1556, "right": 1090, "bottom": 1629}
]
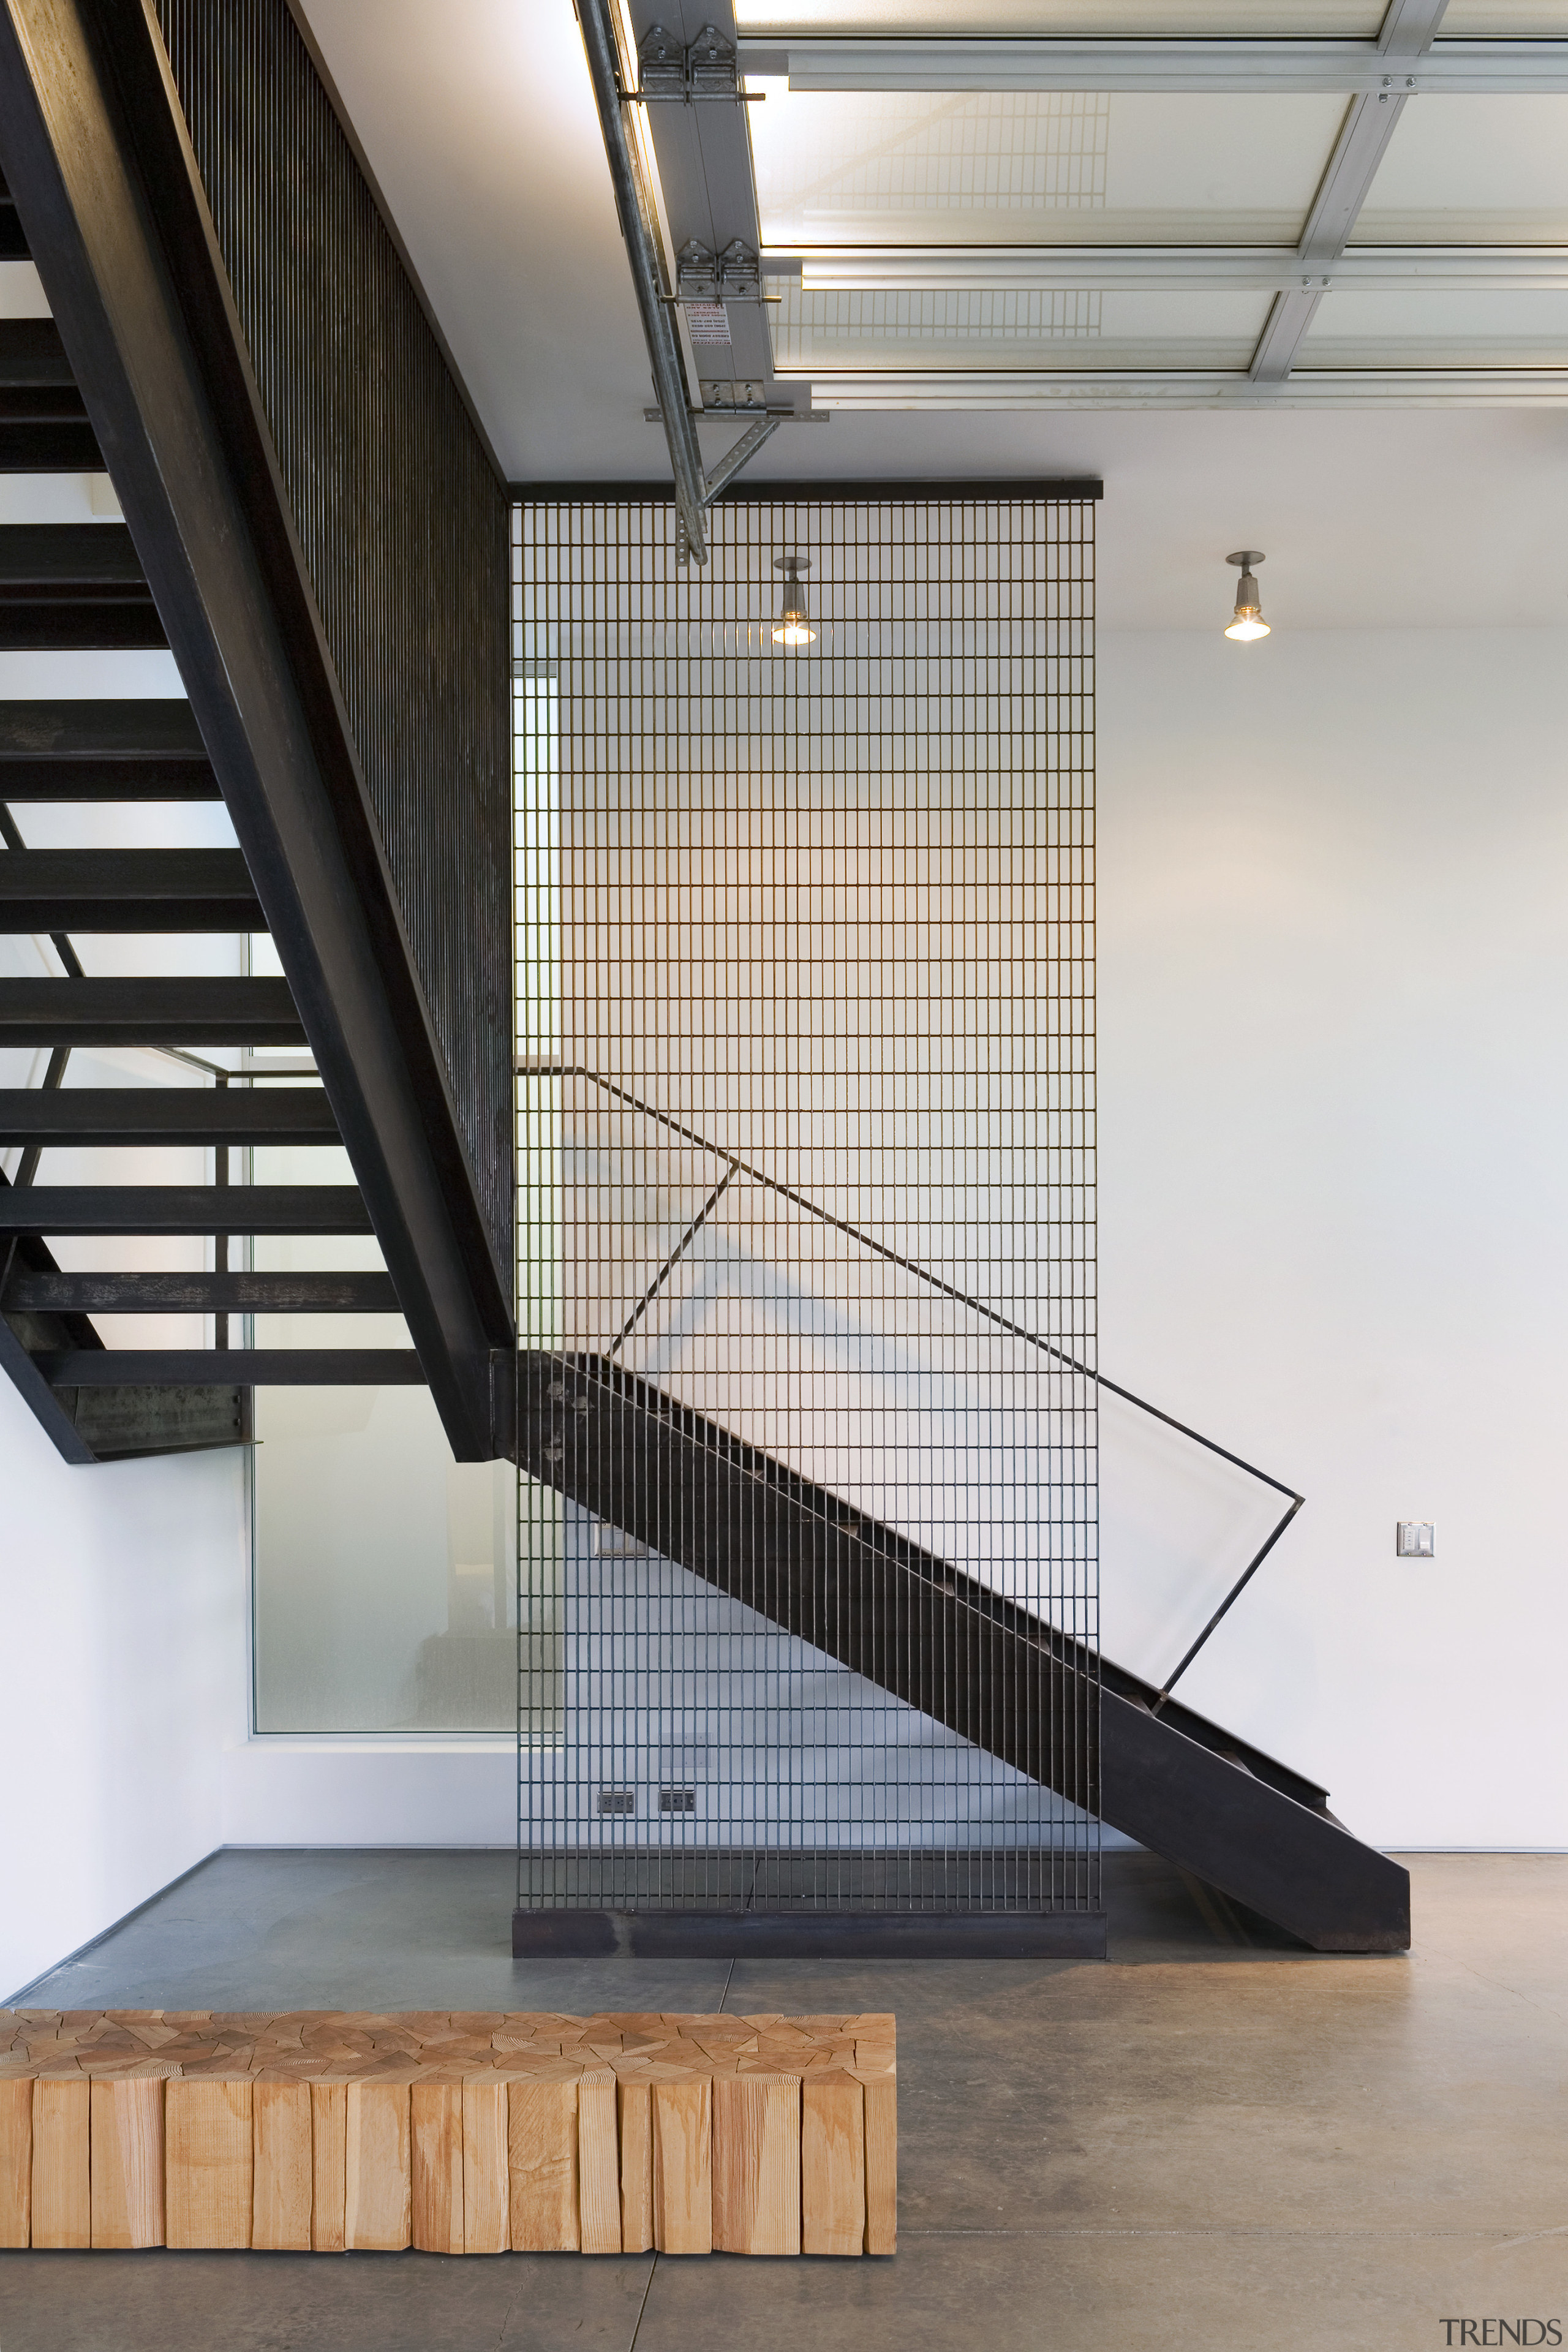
[
  {"left": 0, "top": 699, "right": 218, "bottom": 799},
  {"left": 0, "top": 523, "right": 146, "bottom": 586},
  {"left": 0, "top": 608, "right": 167, "bottom": 650},
  {"left": 0, "top": 848, "right": 262, "bottom": 930},
  {"left": 0, "top": 976, "right": 304, "bottom": 1046},
  {"left": 3, "top": 1270, "right": 397, "bottom": 1312},
  {"left": 0, "top": 1087, "right": 336, "bottom": 1142},
  {"left": 0, "top": 388, "right": 91, "bottom": 424},
  {"left": 0, "top": 1185, "right": 371, "bottom": 1234},
  {"left": 0, "top": 320, "right": 77, "bottom": 387},
  {"left": 36, "top": 1347, "right": 424, "bottom": 1384},
  {"left": 0, "top": 423, "right": 105, "bottom": 471},
  {"left": 0, "top": 698, "right": 204, "bottom": 757}
]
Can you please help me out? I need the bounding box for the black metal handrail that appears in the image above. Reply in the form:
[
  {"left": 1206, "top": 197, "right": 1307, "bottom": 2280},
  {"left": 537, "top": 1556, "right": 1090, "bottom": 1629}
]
[{"left": 517, "top": 1054, "right": 1305, "bottom": 1703}]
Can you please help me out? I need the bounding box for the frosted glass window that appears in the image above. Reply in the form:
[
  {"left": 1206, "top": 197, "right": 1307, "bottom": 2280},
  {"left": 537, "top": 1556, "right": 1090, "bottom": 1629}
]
[
  {"left": 252, "top": 1389, "right": 520, "bottom": 1734},
  {"left": 770, "top": 281, "right": 1272, "bottom": 368},
  {"left": 748, "top": 85, "right": 1351, "bottom": 245},
  {"left": 1298, "top": 285, "right": 1568, "bottom": 365},
  {"left": 1352, "top": 96, "right": 1568, "bottom": 244},
  {"left": 249, "top": 1119, "right": 521, "bottom": 1734}
]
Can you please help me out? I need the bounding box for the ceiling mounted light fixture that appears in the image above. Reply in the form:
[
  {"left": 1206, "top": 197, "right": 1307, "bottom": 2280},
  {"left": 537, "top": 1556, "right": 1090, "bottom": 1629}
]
[
  {"left": 1224, "top": 551, "right": 1270, "bottom": 642},
  {"left": 772, "top": 554, "right": 816, "bottom": 646}
]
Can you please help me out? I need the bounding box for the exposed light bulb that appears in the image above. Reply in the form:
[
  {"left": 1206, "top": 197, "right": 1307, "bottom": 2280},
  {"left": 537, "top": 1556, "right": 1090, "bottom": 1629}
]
[
  {"left": 1224, "top": 549, "right": 1270, "bottom": 641},
  {"left": 772, "top": 552, "right": 815, "bottom": 647}
]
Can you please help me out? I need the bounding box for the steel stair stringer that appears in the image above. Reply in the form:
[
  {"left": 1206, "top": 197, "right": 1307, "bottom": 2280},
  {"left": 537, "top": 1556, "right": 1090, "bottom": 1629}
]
[{"left": 517, "top": 1351, "right": 1412, "bottom": 1954}]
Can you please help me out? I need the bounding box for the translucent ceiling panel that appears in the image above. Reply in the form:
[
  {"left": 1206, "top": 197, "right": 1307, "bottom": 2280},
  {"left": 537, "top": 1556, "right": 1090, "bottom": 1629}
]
[
  {"left": 1298, "top": 288, "right": 1568, "bottom": 366},
  {"left": 1352, "top": 97, "right": 1568, "bottom": 244},
  {"left": 1439, "top": 1, "right": 1568, "bottom": 29},
  {"left": 769, "top": 282, "right": 1272, "bottom": 369},
  {"left": 739, "top": 0, "right": 1381, "bottom": 25},
  {"left": 749, "top": 86, "right": 1350, "bottom": 245}
]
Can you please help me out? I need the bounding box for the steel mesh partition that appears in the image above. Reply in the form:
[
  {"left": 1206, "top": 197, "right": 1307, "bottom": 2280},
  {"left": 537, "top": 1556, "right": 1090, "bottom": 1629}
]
[{"left": 514, "top": 487, "right": 1098, "bottom": 1945}]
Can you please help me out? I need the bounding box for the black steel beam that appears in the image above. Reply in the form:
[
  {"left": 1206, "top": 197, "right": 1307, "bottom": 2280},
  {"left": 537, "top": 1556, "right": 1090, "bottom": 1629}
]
[
  {"left": 516, "top": 1354, "right": 1411, "bottom": 1953},
  {"left": 0, "top": 977, "right": 303, "bottom": 1045},
  {"left": 0, "top": 420, "right": 101, "bottom": 468},
  {"left": 3, "top": 1268, "right": 397, "bottom": 1313},
  {"left": 0, "top": 0, "right": 513, "bottom": 1458},
  {"left": 0, "top": 1184, "right": 371, "bottom": 1234},
  {"left": 0, "top": 848, "right": 262, "bottom": 930},
  {"left": 513, "top": 475, "right": 1107, "bottom": 503},
  {"left": 34, "top": 1347, "right": 423, "bottom": 1384},
  {"left": 0, "top": 698, "right": 217, "bottom": 798},
  {"left": 0, "top": 1085, "right": 336, "bottom": 1144}
]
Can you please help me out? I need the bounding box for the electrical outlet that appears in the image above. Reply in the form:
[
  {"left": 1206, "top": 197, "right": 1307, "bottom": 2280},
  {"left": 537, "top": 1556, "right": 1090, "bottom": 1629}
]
[{"left": 1396, "top": 1522, "right": 1434, "bottom": 1558}]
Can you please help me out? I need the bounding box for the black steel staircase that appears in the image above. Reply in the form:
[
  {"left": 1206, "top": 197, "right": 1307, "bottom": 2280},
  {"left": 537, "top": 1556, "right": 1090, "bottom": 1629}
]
[
  {"left": 0, "top": 527, "right": 421, "bottom": 1460},
  {"left": 0, "top": 0, "right": 514, "bottom": 1464},
  {"left": 517, "top": 1352, "right": 1411, "bottom": 1954}
]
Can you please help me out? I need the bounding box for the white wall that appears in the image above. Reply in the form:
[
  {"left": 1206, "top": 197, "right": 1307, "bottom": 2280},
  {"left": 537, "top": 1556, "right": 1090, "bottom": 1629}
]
[
  {"left": 1098, "top": 624, "right": 1568, "bottom": 1851},
  {"left": 0, "top": 1396, "right": 249, "bottom": 1998}
]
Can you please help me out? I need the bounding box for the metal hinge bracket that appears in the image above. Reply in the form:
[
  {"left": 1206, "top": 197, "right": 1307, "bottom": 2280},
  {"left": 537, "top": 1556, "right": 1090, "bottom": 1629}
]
[
  {"left": 676, "top": 238, "right": 762, "bottom": 301},
  {"left": 627, "top": 23, "right": 761, "bottom": 102}
]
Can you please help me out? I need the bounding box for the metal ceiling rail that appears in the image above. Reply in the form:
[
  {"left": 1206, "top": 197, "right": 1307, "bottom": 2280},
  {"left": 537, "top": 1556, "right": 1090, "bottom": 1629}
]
[
  {"left": 790, "top": 371, "right": 1568, "bottom": 409},
  {"left": 1250, "top": 0, "right": 1449, "bottom": 382},
  {"left": 778, "top": 249, "right": 1568, "bottom": 295},
  {"left": 739, "top": 35, "right": 1568, "bottom": 92}
]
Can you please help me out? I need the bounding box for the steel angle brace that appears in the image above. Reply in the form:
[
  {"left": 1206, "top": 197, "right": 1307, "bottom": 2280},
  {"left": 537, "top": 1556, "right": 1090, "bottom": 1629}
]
[{"left": 1251, "top": 0, "right": 1452, "bottom": 383}]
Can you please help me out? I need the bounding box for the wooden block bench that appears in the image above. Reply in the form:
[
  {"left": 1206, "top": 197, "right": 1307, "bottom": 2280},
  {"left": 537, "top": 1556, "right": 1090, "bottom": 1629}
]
[{"left": 0, "top": 2010, "right": 895, "bottom": 2257}]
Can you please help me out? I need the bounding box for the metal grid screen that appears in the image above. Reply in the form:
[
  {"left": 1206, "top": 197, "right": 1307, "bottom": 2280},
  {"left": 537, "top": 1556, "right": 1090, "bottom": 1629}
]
[{"left": 514, "top": 489, "right": 1096, "bottom": 1921}]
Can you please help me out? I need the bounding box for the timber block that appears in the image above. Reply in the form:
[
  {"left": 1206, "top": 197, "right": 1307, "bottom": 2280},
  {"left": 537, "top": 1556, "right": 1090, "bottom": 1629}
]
[{"left": 0, "top": 2009, "right": 896, "bottom": 2256}]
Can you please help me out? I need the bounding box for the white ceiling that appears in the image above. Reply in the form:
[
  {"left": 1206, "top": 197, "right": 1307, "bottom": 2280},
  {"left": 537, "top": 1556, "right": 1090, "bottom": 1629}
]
[{"left": 296, "top": 0, "right": 1568, "bottom": 630}]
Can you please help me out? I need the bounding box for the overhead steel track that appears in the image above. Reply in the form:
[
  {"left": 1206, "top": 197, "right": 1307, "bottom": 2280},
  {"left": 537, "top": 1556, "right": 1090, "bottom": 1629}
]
[
  {"left": 740, "top": 34, "right": 1568, "bottom": 92},
  {"left": 777, "top": 249, "right": 1568, "bottom": 296},
  {"left": 1251, "top": 0, "right": 1450, "bottom": 383},
  {"left": 795, "top": 371, "right": 1568, "bottom": 409}
]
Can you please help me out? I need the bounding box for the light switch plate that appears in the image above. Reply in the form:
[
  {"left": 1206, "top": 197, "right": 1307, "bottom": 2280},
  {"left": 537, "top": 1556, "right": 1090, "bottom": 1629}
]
[{"left": 1396, "top": 1521, "right": 1434, "bottom": 1558}]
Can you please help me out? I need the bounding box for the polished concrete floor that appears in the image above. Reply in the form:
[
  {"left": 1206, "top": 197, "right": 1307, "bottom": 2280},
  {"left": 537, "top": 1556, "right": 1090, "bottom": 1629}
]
[{"left": 2, "top": 1849, "right": 1564, "bottom": 2351}]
